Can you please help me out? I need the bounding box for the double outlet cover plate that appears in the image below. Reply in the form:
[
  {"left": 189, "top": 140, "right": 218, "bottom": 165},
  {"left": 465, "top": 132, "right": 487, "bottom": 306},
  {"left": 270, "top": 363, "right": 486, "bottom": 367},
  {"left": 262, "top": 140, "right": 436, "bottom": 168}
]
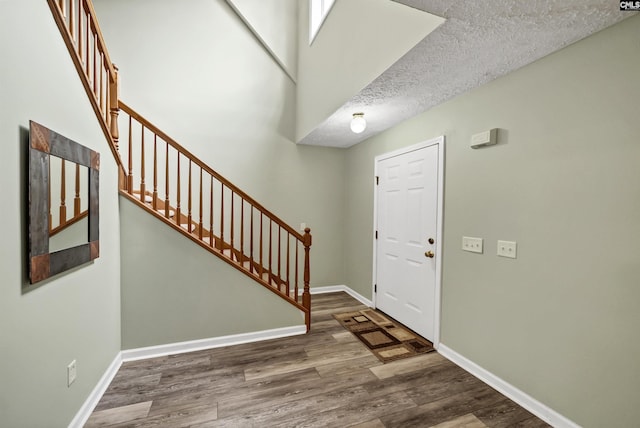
[{"left": 462, "top": 237, "right": 517, "bottom": 259}]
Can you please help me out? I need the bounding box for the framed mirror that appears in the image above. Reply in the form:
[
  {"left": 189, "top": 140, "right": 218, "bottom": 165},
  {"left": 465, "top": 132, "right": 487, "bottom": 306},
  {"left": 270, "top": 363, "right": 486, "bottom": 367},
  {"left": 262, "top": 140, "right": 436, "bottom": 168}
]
[{"left": 28, "top": 121, "right": 100, "bottom": 284}]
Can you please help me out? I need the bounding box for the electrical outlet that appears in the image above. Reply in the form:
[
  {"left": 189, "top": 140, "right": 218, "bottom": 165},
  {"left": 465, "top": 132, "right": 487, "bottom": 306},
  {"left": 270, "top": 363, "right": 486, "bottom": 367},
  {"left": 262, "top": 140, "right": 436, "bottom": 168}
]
[
  {"left": 67, "top": 360, "right": 77, "bottom": 387},
  {"left": 497, "top": 240, "right": 517, "bottom": 259},
  {"left": 462, "top": 236, "right": 483, "bottom": 253}
]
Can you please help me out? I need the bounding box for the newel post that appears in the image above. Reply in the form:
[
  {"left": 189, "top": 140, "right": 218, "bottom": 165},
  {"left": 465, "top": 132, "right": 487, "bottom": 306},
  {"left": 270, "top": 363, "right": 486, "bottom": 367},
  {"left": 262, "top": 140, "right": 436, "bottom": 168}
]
[
  {"left": 109, "top": 64, "right": 120, "bottom": 151},
  {"left": 109, "top": 65, "right": 126, "bottom": 190},
  {"left": 303, "top": 227, "right": 312, "bottom": 332}
]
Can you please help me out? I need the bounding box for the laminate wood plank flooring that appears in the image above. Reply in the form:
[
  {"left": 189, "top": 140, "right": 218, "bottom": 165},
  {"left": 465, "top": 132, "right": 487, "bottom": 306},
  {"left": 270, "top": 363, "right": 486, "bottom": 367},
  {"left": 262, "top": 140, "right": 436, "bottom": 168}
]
[{"left": 86, "top": 292, "right": 551, "bottom": 427}]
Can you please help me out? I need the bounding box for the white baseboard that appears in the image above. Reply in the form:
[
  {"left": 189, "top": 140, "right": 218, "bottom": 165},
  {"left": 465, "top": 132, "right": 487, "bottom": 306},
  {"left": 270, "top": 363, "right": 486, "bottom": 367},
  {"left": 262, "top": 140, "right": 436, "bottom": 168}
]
[
  {"left": 310, "top": 285, "right": 373, "bottom": 307},
  {"left": 438, "top": 344, "right": 580, "bottom": 428},
  {"left": 68, "top": 352, "right": 122, "bottom": 428},
  {"left": 70, "top": 291, "right": 364, "bottom": 426},
  {"left": 121, "top": 325, "right": 307, "bottom": 362},
  {"left": 70, "top": 325, "right": 306, "bottom": 425}
]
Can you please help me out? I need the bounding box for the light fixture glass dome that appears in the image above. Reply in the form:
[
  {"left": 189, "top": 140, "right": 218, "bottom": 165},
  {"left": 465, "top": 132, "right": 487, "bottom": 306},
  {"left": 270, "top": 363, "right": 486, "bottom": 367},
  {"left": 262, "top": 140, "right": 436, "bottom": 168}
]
[{"left": 350, "top": 113, "right": 366, "bottom": 134}]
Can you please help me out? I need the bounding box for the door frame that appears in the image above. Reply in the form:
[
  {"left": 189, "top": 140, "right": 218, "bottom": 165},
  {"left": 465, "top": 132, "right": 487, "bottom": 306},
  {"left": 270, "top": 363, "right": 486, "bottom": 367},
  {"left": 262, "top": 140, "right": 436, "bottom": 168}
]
[{"left": 372, "top": 135, "right": 445, "bottom": 347}]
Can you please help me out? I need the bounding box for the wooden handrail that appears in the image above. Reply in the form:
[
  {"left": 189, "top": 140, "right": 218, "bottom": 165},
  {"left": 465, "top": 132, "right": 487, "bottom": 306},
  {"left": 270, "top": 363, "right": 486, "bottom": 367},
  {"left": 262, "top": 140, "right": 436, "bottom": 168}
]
[
  {"left": 48, "top": 0, "right": 312, "bottom": 331},
  {"left": 49, "top": 158, "right": 89, "bottom": 236},
  {"left": 120, "top": 190, "right": 309, "bottom": 313},
  {"left": 50, "top": 210, "right": 89, "bottom": 237},
  {"left": 81, "top": 0, "right": 117, "bottom": 77},
  {"left": 118, "top": 101, "right": 304, "bottom": 241},
  {"left": 47, "top": 0, "right": 125, "bottom": 176},
  {"left": 118, "top": 102, "right": 312, "bottom": 330}
]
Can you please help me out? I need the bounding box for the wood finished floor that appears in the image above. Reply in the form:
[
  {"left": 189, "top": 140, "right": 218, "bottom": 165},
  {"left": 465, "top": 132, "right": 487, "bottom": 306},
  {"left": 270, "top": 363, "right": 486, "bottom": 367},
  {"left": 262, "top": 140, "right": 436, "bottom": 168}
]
[{"left": 86, "top": 292, "right": 550, "bottom": 427}]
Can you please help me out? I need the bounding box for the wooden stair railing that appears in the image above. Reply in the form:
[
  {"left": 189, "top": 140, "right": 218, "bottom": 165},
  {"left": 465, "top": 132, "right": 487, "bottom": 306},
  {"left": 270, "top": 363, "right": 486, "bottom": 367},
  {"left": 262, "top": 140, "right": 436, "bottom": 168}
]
[
  {"left": 47, "top": 0, "right": 312, "bottom": 331},
  {"left": 49, "top": 158, "right": 89, "bottom": 236},
  {"left": 118, "top": 102, "right": 312, "bottom": 331},
  {"left": 47, "top": 0, "right": 126, "bottom": 186}
]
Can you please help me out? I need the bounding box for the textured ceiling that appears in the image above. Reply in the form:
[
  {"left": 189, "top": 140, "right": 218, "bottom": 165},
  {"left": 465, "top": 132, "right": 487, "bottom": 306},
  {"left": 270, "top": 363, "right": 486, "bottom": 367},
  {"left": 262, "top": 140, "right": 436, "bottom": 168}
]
[{"left": 298, "top": 1, "right": 636, "bottom": 148}]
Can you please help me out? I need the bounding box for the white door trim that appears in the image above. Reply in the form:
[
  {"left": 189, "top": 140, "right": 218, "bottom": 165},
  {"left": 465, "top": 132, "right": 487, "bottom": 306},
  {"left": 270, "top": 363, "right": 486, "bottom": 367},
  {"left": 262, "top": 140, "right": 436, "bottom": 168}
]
[{"left": 372, "top": 135, "right": 445, "bottom": 348}]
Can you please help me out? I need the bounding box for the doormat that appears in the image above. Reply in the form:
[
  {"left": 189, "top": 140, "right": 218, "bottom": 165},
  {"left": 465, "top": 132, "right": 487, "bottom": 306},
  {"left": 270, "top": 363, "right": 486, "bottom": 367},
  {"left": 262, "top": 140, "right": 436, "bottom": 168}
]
[{"left": 333, "top": 309, "right": 434, "bottom": 363}]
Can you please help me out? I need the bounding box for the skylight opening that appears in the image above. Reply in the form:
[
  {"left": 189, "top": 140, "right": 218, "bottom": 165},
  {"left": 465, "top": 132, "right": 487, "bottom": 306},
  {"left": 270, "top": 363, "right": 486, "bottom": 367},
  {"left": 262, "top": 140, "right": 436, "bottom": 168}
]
[{"left": 309, "top": 0, "right": 336, "bottom": 45}]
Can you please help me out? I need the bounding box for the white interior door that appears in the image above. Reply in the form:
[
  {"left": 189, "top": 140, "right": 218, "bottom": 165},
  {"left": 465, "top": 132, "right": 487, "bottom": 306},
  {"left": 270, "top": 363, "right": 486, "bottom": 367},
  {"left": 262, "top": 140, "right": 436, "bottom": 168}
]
[{"left": 375, "top": 141, "right": 441, "bottom": 341}]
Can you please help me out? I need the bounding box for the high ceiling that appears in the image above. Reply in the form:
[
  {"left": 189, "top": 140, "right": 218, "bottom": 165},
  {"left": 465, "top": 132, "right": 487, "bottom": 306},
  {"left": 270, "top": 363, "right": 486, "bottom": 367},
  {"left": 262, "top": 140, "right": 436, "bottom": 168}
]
[{"left": 298, "top": 1, "right": 636, "bottom": 148}]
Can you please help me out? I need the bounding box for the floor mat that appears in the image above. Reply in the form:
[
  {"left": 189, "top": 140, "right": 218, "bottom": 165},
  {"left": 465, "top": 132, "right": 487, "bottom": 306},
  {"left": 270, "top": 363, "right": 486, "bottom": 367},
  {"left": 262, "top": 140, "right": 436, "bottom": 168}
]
[{"left": 333, "top": 309, "right": 435, "bottom": 363}]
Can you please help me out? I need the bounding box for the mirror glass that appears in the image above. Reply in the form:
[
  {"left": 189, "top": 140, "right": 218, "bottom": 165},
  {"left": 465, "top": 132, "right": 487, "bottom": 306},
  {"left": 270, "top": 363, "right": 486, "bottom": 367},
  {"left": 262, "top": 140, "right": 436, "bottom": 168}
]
[
  {"left": 28, "top": 120, "right": 100, "bottom": 285},
  {"left": 48, "top": 155, "right": 90, "bottom": 253}
]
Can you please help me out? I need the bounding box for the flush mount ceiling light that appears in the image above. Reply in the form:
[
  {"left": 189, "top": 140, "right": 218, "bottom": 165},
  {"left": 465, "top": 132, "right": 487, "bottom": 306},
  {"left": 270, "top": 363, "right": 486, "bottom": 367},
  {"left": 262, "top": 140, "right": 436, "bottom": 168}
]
[{"left": 350, "top": 112, "right": 366, "bottom": 134}]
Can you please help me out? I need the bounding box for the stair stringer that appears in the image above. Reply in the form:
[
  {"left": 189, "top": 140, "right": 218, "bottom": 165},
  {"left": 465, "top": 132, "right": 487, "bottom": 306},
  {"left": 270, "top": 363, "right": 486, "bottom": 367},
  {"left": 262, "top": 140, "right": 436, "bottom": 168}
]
[
  {"left": 118, "top": 194, "right": 306, "bottom": 349},
  {"left": 120, "top": 191, "right": 305, "bottom": 309}
]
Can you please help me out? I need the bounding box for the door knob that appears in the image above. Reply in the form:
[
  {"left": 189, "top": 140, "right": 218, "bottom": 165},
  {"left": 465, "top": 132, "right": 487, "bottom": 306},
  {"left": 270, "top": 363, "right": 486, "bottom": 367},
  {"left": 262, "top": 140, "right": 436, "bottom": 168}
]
[{"left": 425, "top": 251, "right": 435, "bottom": 258}]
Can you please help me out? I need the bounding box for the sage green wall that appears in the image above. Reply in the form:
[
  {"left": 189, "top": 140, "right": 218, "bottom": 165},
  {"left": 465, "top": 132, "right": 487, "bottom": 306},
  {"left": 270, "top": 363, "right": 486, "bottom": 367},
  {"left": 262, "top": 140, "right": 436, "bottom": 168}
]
[
  {"left": 0, "top": 1, "right": 121, "bottom": 426},
  {"left": 296, "top": 0, "right": 443, "bottom": 141},
  {"left": 228, "top": 0, "right": 299, "bottom": 80},
  {"left": 92, "top": 0, "right": 345, "bottom": 347},
  {"left": 49, "top": 218, "right": 90, "bottom": 254},
  {"left": 345, "top": 15, "right": 640, "bottom": 427},
  {"left": 119, "top": 198, "right": 304, "bottom": 349},
  {"left": 94, "top": 0, "right": 346, "bottom": 289}
]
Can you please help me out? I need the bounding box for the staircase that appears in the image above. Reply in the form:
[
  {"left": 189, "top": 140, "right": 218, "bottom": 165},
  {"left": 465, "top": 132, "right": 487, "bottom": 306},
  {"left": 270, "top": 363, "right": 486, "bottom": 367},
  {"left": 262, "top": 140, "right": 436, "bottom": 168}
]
[{"left": 47, "top": 0, "right": 312, "bottom": 330}]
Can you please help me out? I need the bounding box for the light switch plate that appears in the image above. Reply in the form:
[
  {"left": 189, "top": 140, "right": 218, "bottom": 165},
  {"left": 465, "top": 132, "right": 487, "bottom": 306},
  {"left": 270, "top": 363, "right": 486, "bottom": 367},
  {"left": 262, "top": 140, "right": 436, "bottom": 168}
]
[
  {"left": 497, "top": 240, "right": 517, "bottom": 259},
  {"left": 462, "top": 236, "right": 483, "bottom": 253}
]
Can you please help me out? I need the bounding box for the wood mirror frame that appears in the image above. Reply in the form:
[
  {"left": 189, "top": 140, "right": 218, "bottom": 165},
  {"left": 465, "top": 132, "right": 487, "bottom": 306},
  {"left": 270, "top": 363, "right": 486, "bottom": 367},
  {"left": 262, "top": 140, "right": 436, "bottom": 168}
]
[{"left": 28, "top": 121, "right": 100, "bottom": 284}]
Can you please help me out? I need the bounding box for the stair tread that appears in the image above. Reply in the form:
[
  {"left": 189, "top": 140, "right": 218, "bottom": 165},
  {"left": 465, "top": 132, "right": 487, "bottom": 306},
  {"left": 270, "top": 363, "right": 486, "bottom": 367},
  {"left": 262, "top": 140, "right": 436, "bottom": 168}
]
[
  {"left": 156, "top": 208, "right": 175, "bottom": 217},
  {"left": 131, "top": 190, "right": 153, "bottom": 203}
]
